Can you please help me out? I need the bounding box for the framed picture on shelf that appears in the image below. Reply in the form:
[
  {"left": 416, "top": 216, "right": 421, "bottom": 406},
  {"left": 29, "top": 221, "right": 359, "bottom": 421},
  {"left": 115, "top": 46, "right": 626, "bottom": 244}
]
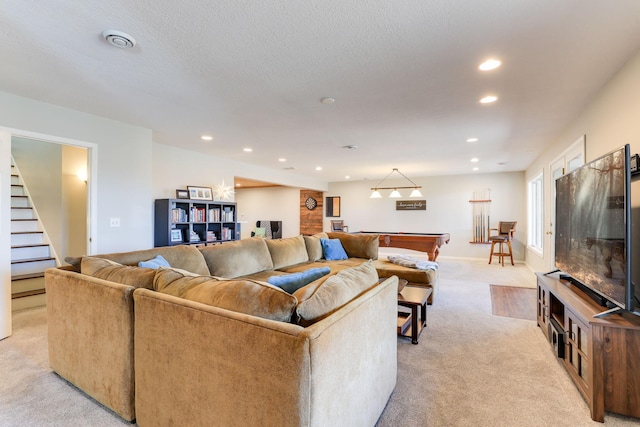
[
  {"left": 187, "top": 186, "right": 214, "bottom": 201},
  {"left": 176, "top": 189, "right": 189, "bottom": 199},
  {"left": 170, "top": 229, "right": 183, "bottom": 243}
]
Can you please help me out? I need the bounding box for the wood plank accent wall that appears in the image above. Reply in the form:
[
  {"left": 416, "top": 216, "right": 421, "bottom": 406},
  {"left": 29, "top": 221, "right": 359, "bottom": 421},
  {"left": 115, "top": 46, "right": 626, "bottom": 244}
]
[{"left": 300, "top": 190, "right": 323, "bottom": 235}]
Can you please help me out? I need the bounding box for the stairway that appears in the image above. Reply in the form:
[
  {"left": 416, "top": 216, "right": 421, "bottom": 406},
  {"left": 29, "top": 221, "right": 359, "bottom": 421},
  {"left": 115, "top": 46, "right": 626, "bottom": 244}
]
[{"left": 10, "top": 162, "right": 58, "bottom": 311}]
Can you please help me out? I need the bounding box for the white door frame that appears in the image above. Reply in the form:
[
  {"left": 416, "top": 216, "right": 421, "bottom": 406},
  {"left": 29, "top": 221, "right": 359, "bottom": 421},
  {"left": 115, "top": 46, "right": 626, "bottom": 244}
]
[
  {"left": 545, "top": 135, "right": 585, "bottom": 270},
  {"left": 0, "top": 127, "right": 97, "bottom": 340}
]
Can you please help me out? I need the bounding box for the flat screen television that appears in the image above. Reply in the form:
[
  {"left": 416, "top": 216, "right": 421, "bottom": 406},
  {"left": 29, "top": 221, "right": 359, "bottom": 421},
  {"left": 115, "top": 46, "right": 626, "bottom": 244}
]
[{"left": 554, "top": 144, "right": 637, "bottom": 317}]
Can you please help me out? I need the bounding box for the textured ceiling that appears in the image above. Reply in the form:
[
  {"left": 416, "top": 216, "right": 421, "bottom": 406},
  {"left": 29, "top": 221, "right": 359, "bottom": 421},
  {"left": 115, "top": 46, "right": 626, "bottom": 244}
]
[{"left": 2, "top": 1, "right": 640, "bottom": 183}]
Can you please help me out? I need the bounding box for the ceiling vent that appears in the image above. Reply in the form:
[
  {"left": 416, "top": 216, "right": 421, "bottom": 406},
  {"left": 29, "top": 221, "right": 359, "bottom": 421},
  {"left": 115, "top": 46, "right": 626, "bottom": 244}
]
[{"left": 102, "top": 30, "right": 136, "bottom": 49}]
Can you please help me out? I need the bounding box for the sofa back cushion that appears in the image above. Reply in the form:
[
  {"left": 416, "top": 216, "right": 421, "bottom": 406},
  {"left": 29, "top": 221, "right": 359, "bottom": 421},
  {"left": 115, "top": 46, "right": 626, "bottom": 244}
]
[
  {"left": 265, "top": 235, "right": 309, "bottom": 270},
  {"left": 294, "top": 260, "right": 379, "bottom": 326},
  {"left": 303, "top": 235, "right": 323, "bottom": 261},
  {"left": 154, "top": 267, "right": 297, "bottom": 322},
  {"left": 199, "top": 237, "right": 274, "bottom": 278},
  {"left": 327, "top": 232, "right": 379, "bottom": 260},
  {"left": 81, "top": 257, "right": 157, "bottom": 289},
  {"left": 68, "top": 245, "right": 210, "bottom": 276}
]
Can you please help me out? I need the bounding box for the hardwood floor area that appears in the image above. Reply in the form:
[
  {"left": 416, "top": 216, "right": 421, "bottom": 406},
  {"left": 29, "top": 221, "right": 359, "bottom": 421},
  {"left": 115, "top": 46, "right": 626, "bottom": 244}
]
[{"left": 489, "top": 285, "right": 536, "bottom": 321}]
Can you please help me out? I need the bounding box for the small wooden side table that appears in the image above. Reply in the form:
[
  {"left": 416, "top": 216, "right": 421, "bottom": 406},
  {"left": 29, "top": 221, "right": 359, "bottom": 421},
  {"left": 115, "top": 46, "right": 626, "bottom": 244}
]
[{"left": 398, "top": 286, "right": 432, "bottom": 344}]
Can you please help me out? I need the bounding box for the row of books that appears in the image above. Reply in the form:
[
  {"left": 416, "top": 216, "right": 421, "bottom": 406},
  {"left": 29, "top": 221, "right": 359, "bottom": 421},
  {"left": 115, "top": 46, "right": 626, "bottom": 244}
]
[{"left": 172, "top": 207, "right": 235, "bottom": 223}]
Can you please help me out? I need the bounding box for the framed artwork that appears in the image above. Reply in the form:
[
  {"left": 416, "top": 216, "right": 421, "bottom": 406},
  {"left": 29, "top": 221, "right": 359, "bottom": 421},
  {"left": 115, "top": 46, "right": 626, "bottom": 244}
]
[
  {"left": 176, "top": 189, "right": 189, "bottom": 199},
  {"left": 170, "top": 229, "right": 183, "bottom": 243},
  {"left": 187, "top": 186, "right": 213, "bottom": 201},
  {"left": 326, "top": 196, "right": 341, "bottom": 217}
]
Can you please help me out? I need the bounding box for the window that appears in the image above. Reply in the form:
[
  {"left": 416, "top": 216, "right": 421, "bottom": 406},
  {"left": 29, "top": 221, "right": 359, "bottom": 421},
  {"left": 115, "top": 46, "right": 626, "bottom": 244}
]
[{"left": 528, "top": 173, "right": 543, "bottom": 254}]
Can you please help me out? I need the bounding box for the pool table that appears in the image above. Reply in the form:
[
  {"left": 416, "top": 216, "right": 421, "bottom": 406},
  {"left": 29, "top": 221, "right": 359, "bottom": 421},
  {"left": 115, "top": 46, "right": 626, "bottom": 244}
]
[{"left": 354, "top": 232, "right": 450, "bottom": 261}]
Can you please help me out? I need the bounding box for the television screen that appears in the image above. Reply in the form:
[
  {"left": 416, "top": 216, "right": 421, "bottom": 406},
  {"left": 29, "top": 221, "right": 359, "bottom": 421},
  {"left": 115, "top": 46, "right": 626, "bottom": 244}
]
[{"left": 555, "top": 145, "right": 630, "bottom": 309}]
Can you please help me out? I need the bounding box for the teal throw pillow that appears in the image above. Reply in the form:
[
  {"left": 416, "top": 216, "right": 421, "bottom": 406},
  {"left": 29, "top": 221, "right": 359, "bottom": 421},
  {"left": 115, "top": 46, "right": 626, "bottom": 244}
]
[
  {"left": 320, "top": 238, "right": 348, "bottom": 261},
  {"left": 267, "top": 267, "right": 331, "bottom": 294},
  {"left": 138, "top": 254, "right": 171, "bottom": 269}
]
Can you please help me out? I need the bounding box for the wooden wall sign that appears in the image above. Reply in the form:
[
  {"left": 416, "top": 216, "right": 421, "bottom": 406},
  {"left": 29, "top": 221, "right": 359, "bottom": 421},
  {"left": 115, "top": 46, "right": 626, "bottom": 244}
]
[{"left": 396, "top": 200, "right": 426, "bottom": 211}]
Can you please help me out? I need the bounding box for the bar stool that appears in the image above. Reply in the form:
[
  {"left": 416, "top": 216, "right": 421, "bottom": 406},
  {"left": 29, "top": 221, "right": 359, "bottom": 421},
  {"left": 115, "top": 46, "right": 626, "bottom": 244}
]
[{"left": 488, "top": 221, "right": 517, "bottom": 266}]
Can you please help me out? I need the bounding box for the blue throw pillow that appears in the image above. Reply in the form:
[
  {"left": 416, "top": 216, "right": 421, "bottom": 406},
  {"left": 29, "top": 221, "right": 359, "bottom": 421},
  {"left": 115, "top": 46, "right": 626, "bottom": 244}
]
[
  {"left": 267, "top": 267, "right": 331, "bottom": 294},
  {"left": 138, "top": 255, "right": 171, "bottom": 269},
  {"left": 320, "top": 238, "right": 348, "bottom": 261}
]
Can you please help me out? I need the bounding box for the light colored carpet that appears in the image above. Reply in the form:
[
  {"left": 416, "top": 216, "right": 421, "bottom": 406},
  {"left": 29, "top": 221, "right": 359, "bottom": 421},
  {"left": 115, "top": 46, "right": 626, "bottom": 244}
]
[{"left": 1, "top": 258, "right": 639, "bottom": 426}]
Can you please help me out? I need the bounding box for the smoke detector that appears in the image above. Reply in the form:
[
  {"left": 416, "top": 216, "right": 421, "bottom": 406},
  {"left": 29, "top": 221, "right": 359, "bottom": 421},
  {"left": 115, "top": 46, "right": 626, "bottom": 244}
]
[{"left": 102, "top": 30, "right": 136, "bottom": 49}]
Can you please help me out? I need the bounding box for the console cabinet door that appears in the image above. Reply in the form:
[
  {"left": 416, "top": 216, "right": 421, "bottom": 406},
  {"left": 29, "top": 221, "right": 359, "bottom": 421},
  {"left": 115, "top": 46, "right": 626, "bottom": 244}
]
[
  {"left": 537, "top": 285, "right": 550, "bottom": 340},
  {"left": 564, "top": 309, "right": 591, "bottom": 399}
]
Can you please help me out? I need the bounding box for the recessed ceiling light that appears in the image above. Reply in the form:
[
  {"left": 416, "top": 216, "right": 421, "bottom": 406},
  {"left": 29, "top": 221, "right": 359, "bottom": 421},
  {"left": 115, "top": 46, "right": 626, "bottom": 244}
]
[
  {"left": 479, "top": 95, "right": 498, "bottom": 104},
  {"left": 321, "top": 97, "right": 335, "bottom": 104},
  {"left": 473, "top": 167, "right": 479, "bottom": 171},
  {"left": 466, "top": 138, "right": 478, "bottom": 142},
  {"left": 345, "top": 175, "right": 350, "bottom": 179},
  {"left": 278, "top": 158, "right": 287, "bottom": 162},
  {"left": 243, "top": 148, "right": 253, "bottom": 152},
  {"left": 479, "top": 59, "right": 501, "bottom": 71},
  {"left": 315, "top": 166, "right": 322, "bottom": 171},
  {"left": 201, "top": 135, "right": 213, "bottom": 141},
  {"left": 471, "top": 158, "right": 479, "bottom": 163}
]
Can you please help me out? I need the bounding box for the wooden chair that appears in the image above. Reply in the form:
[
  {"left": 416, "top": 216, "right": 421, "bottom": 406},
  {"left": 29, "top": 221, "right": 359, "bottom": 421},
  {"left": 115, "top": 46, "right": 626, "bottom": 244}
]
[
  {"left": 330, "top": 220, "right": 344, "bottom": 231},
  {"left": 488, "top": 221, "right": 517, "bottom": 266}
]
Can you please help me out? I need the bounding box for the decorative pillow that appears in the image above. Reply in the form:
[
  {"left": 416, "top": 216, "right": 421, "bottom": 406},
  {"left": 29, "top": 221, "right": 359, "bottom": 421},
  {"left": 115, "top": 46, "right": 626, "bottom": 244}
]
[
  {"left": 320, "top": 238, "right": 348, "bottom": 261},
  {"left": 294, "top": 260, "right": 379, "bottom": 326},
  {"left": 80, "top": 257, "right": 156, "bottom": 289},
  {"left": 154, "top": 268, "right": 297, "bottom": 322},
  {"left": 303, "top": 235, "right": 323, "bottom": 261},
  {"left": 265, "top": 235, "right": 310, "bottom": 269},
  {"left": 138, "top": 254, "right": 171, "bottom": 269},
  {"left": 267, "top": 267, "right": 331, "bottom": 294},
  {"left": 327, "top": 232, "right": 379, "bottom": 260}
]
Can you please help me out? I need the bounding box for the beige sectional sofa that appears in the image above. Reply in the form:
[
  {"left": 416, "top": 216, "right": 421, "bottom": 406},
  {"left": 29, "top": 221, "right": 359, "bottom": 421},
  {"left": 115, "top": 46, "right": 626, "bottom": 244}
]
[{"left": 45, "top": 232, "right": 437, "bottom": 426}]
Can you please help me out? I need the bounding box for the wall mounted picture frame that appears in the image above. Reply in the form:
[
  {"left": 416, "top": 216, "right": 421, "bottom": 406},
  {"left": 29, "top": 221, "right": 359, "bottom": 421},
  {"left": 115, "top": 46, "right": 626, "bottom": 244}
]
[
  {"left": 176, "top": 189, "right": 189, "bottom": 199},
  {"left": 187, "top": 186, "right": 213, "bottom": 201},
  {"left": 170, "top": 229, "right": 183, "bottom": 243},
  {"left": 326, "top": 196, "right": 341, "bottom": 217}
]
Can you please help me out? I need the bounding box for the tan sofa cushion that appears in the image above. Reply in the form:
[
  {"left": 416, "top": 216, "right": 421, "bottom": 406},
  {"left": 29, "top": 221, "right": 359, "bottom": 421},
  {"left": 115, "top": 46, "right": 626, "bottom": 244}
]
[
  {"left": 294, "top": 260, "right": 379, "bottom": 326},
  {"left": 303, "top": 235, "right": 323, "bottom": 262},
  {"left": 327, "top": 232, "right": 379, "bottom": 260},
  {"left": 154, "top": 268, "right": 297, "bottom": 322},
  {"left": 67, "top": 245, "right": 210, "bottom": 276},
  {"left": 81, "top": 257, "right": 156, "bottom": 289},
  {"left": 265, "top": 235, "right": 309, "bottom": 269},
  {"left": 199, "top": 237, "right": 274, "bottom": 278}
]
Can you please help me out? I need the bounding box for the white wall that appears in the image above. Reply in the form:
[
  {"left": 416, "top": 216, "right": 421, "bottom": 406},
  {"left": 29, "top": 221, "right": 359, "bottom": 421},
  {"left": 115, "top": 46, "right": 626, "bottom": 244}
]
[
  {"left": 328, "top": 171, "right": 526, "bottom": 260},
  {"left": 525, "top": 49, "right": 640, "bottom": 272},
  {"left": 235, "top": 187, "right": 302, "bottom": 239},
  {"left": 151, "top": 143, "right": 327, "bottom": 201}
]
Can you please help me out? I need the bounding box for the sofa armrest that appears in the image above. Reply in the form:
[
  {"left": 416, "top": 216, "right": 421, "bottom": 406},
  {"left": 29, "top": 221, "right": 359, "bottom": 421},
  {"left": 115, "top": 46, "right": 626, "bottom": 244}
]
[
  {"left": 44, "top": 268, "right": 137, "bottom": 421},
  {"left": 300, "top": 276, "right": 398, "bottom": 427}
]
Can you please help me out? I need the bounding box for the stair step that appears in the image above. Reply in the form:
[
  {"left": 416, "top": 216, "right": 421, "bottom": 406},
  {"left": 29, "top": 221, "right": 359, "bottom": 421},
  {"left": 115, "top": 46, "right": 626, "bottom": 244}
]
[
  {"left": 11, "top": 219, "right": 39, "bottom": 233},
  {"left": 12, "top": 289, "right": 46, "bottom": 299},
  {"left": 11, "top": 174, "right": 19, "bottom": 185},
  {"left": 11, "top": 258, "right": 56, "bottom": 276},
  {"left": 11, "top": 244, "right": 51, "bottom": 260},
  {"left": 12, "top": 275, "right": 45, "bottom": 295},
  {"left": 11, "top": 293, "right": 47, "bottom": 311},
  {"left": 11, "top": 185, "right": 25, "bottom": 197},
  {"left": 12, "top": 272, "right": 45, "bottom": 281},
  {"left": 11, "top": 196, "right": 30, "bottom": 208},
  {"left": 11, "top": 207, "right": 35, "bottom": 220},
  {"left": 11, "top": 232, "right": 44, "bottom": 246}
]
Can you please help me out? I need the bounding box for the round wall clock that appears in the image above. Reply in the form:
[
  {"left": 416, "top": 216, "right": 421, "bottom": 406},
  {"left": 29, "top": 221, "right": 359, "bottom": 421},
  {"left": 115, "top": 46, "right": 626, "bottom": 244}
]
[{"left": 305, "top": 197, "right": 317, "bottom": 210}]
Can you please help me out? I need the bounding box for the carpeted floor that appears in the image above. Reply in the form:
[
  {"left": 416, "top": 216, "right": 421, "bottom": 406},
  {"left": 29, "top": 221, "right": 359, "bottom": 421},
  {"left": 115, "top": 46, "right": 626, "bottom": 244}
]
[{"left": 2, "top": 257, "right": 640, "bottom": 426}]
